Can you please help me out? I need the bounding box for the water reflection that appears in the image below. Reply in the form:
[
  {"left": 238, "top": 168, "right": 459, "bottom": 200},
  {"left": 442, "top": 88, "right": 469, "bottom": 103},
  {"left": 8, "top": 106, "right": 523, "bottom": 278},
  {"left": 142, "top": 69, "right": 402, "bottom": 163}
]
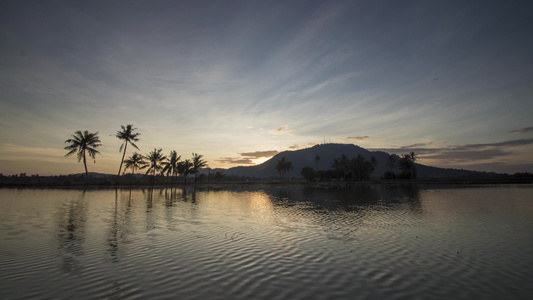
[
  {"left": 107, "top": 189, "right": 134, "bottom": 263},
  {"left": 3, "top": 185, "right": 531, "bottom": 300},
  {"left": 56, "top": 190, "right": 88, "bottom": 273},
  {"left": 258, "top": 184, "right": 422, "bottom": 214}
]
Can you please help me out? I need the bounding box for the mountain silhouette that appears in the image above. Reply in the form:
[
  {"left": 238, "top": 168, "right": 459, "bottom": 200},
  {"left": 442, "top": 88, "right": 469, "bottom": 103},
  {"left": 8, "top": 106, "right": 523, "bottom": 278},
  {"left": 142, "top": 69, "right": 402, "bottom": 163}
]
[{"left": 217, "top": 143, "right": 498, "bottom": 179}]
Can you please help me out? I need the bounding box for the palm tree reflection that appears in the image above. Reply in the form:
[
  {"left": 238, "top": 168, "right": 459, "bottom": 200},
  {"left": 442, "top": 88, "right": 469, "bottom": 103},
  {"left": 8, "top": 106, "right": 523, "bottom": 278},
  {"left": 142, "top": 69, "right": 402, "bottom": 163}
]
[{"left": 56, "top": 190, "right": 88, "bottom": 273}]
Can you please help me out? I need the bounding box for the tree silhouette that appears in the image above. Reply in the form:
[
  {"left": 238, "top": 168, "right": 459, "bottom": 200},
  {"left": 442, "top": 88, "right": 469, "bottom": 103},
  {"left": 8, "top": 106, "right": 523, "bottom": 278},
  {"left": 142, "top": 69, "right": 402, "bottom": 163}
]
[
  {"left": 178, "top": 159, "right": 193, "bottom": 183},
  {"left": 275, "top": 157, "right": 293, "bottom": 181},
  {"left": 409, "top": 152, "right": 418, "bottom": 179},
  {"left": 162, "top": 150, "right": 181, "bottom": 183},
  {"left": 116, "top": 125, "right": 140, "bottom": 177},
  {"left": 142, "top": 149, "right": 167, "bottom": 178},
  {"left": 123, "top": 152, "right": 145, "bottom": 176},
  {"left": 399, "top": 152, "right": 418, "bottom": 179},
  {"left": 191, "top": 153, "right": 208, "bottom": 183},
  {"left": 387, "top": 154, "right": 397, "bottom": 172},
  {"left": 301, "top": 167, "right": 315, "bottom": 181},
  {"left": 314, "top": 155, "right": 321, "bottom": 171},
  {"left": 212, "top": 171, "right": 225, "bottom": 181},
  {"left": 64, "top": 130, "right": 102, "bottom": 179}
]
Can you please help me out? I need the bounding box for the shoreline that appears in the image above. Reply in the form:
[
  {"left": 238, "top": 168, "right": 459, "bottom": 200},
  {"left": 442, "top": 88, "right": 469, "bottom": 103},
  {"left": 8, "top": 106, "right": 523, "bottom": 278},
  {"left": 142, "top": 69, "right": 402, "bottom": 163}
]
[{"left": 1, "top": 178, "right": 531, "bottom": 189}]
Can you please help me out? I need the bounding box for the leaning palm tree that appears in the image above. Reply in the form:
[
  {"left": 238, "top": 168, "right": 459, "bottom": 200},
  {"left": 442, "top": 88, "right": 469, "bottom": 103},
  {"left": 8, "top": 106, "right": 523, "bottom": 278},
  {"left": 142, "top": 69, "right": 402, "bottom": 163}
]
[
  {"left": 191, "top": 153, "right": 208, "bottom": 183},
  {"left": 142, "top": 148, "right": 167, "bottom": 178},
  {"left": 116, "top": 125, "right": 141, "bottom": 177},
  {"left": 64, "top": 130, "right": 102, "bottom": 179},
  {"left": 123, "top": 152, "right": 146, "bottom": 175}
]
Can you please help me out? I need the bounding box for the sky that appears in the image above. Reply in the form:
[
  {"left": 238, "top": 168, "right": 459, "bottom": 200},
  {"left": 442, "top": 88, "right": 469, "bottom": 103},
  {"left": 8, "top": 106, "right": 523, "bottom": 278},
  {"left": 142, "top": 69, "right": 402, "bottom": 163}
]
[{"left": 1, "top": 0, "right": 532, "bottom": 176}]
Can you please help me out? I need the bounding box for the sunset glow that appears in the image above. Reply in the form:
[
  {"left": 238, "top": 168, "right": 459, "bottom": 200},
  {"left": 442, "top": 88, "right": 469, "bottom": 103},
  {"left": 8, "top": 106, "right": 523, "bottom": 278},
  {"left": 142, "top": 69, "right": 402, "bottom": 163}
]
[{"left": 1, "top": 1, "right": 532, "bottom": 176}]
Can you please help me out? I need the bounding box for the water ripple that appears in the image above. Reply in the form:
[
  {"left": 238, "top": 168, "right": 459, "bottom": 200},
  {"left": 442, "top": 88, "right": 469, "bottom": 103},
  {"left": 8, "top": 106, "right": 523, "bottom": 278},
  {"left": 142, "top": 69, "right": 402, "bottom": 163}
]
[{"left": 1, "top": 186, "right": 533, "bottom": 299}]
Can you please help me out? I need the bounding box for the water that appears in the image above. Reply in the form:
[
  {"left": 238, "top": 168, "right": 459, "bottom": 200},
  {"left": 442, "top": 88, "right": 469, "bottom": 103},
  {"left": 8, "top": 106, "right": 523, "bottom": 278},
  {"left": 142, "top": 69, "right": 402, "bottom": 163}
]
[{"left": 1, "top": 184, "right": 532, "bottom": 300}]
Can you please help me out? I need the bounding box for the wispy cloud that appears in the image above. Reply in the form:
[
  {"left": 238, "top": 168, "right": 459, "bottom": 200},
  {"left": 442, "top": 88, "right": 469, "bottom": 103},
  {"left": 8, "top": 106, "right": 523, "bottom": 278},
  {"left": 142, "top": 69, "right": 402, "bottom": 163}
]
[
  {"left": 215, "top": 157, "right": 255, "bottom": 165},
  {"left": 423, "top": 149, "right": 511, "bottom": 163},
  {"left": 272, "top": 125, "right": 292, "bottom": 135},
  {"left": 508, "top": 126, "right": 533, "bottom": 134},
  {"left": 452, "top": 138, "right": 533, "bottom": 150},
  {"left": 374, "top": 138, "right": 533, "bottom": 168},
  {"left": 216, "top": 149, "right": 279, "bottom": 165},
  {"left": 288, "top": 143, "right": 318, "bottom": 149},
  {"left": 338, "top": 136, "right": 370, "bottom": 143},
  {"left": 239, "top": 150, "right": 279, "bottom": 158},
  {"left": 400, "top": 141, "right": 442, "bottom": 149}
]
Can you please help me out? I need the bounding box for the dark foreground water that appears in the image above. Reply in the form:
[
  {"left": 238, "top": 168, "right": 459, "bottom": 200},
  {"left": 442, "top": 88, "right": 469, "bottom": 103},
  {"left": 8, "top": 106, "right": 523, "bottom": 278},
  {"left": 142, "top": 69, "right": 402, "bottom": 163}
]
[{"left": 1, "top": 184, "right": 532, "bottom": 300}]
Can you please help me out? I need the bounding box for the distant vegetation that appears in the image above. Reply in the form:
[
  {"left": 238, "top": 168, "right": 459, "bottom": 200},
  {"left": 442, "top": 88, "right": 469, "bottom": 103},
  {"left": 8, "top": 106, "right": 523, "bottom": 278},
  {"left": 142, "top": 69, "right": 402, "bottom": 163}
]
[
  {"left": 275, "top": 157, "right": 293, "bottom": 181},
  {"left": 299, "top": 151, "right": 418, "bottom": 182},
  {"left": 300, "top": 153, "right": 378, "bottom": 182},
  {"left": 1, "top": 132, "right": 532, "bottom": 187}
]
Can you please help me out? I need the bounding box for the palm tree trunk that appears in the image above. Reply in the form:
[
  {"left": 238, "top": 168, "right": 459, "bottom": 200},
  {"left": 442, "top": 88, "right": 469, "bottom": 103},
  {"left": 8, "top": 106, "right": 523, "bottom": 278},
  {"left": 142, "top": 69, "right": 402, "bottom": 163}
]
[
  {"left": 118, "top": 142, "right": 128, "bottom": 176},
  {"left": 83, "top": 151, "right": 88, "bottom": 180}
]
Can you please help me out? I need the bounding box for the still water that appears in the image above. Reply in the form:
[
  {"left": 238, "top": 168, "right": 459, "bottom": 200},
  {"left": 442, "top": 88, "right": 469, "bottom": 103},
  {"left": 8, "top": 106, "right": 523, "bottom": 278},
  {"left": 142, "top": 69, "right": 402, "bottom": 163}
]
[{"left": 0, "top": 184, "right": 532, "bottom": 300}]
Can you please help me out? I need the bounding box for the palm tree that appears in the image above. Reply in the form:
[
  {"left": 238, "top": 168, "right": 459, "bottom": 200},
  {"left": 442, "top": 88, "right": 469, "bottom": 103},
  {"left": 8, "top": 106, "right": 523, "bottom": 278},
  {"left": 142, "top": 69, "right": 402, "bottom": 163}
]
[
  {"left": 370, "top": 156, "right": 378, "bottom": 178},
  {"left": 314, "top": 155, "right": 321, "bottom": 171},
  {"left": 191, "top": 153, "right": 208, "bottom": 183},
  {"left": 116, "top": 125, "right": 141, "bottom": 177},
  {"left": 142, "top": 148, "right": 167, "bottom": 178},
  {"left": 286, "top": 160, "right": 293, "bottom": 181},
  {"left": 275, "top": 157, "right": 286, "bottom": 180},
  {"left": 409, "top": 152, "right": 418, "bottom": 179},
  {"left": 123, "top": 152, "right": 145, "bottom": 175},
  {"left": 178, "top": 159, "right": 193, "bottom": 183},
  {"left": 387, "top": 154, "right": 397, "bottom": 172},
  {"left": 162, "top": 150, "right": 181, "bottom": 183},
  {"left": 64, "top": 130, "right": 102, "bottom": 179},
  {"left": 275, "top": 157, "right": 292, "bottom": 181},
  {"left": 398, "top": 152, "right": 418, "bottom": 179}
]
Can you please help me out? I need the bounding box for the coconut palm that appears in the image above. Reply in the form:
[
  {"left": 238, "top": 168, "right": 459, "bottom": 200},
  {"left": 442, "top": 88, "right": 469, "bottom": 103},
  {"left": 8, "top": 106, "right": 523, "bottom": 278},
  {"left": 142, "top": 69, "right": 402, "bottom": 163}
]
[
  {"left": 178, "top": 159, "right": 193, "bottom": 183},
  {"left": 399, "top": 152, "right": 418, "bottom": 179},
  {"left": 275, "top": 157, "right": 292, "bottom": 181},
  {"left": 191, "top": 153, "right": 208, "bottom": 183},
  {"left": 314, "top": 155, "right": 321, "bottom": 171},
  {"left": 387, "top": 154, "right": 397, "bottom": 172},
  {"left": 116, "top": 125, "right": 141, "bottom": 176},
  {"left": 409, "top": 152, "right": 418, "bottom": 179},
  {"left": 142, "top": 148, "right": 167, "bottom": 177},
  {"left": 64, "top": 130, "right": 102, "bottom": 179},
  {"left": 162, "top": 150, "right": 181, "bottom": 183},
  {"left": 123, "top": 152, "right": 145, "bottom": 175}
]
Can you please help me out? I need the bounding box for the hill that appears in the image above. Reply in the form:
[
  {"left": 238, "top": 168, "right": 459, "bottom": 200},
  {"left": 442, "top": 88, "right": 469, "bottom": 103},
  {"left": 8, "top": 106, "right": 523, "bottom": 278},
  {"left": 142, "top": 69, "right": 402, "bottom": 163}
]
[{"left": 216, "top": 143, "right": 501, "bottom": 179}]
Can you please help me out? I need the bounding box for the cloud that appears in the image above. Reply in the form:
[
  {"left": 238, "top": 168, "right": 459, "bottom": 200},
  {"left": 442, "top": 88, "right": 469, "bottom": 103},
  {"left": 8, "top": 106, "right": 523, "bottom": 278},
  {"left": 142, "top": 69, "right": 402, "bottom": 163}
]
[
  {"left": 372, "top": 138, "right": 533, "bottom": 167},
  {"left": 215, "top": 157, "right": 254, "bottom": 165},
  {"left": 400, "top": 141, "right": 442, "bottom": 149},
  {"left": 338, "top": 136, "right": 370, "bottom": 142},
  {"left": 423, "top": 149, "right": 511, "bottom": 163},
  {"left": 272, "top": 125, "right": 292, "bottom": 135},
  {"left": 288, "top": 143, "right": 318, "bottom": 149},
  {"left": 379, "top": 138, "right": 533, "bottom": 154},
  {"left": 508, "top": 127, "right": 533, "bottom": 134},
  {"left": 239, "top": 150, "right": 279, "bottom": 158},
  {"left": 452, "top": 138, "right": 533, "bottom": 150},
  {"left": 216, "top": 149, "right": 279, "bottom": 165}
]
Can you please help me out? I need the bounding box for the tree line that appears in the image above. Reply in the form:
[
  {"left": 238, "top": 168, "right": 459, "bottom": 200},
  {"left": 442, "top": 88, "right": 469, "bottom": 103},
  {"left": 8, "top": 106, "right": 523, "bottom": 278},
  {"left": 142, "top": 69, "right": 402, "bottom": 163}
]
[
  {"left": 64, "top": 125, "right": 208, "bottom": 183},
  {"left": 291, "top": 151, "right": 419, "bottom": 182},
  {"left": 299, "top": 154, "right": 378, "bottom": 182}
]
